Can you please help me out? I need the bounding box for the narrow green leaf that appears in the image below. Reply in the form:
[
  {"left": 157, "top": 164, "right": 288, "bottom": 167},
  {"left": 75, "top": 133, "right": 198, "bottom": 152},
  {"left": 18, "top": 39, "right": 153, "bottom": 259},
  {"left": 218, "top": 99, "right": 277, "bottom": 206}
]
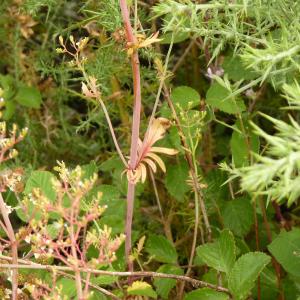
[
  {"left": 268, "top": 228, "right": 300, "bottom": 277},
  {"left": 196, "top": 230, "right": 236, "bottom": 274},
  {"left": 146, "top": 235, "right": 177, "bottom": 264},
  {"left": 184, "top": 288, "right": 229, "bottom": 300},
  {"left": 228, "top": 252, "right": 271, "bottom": 300}
]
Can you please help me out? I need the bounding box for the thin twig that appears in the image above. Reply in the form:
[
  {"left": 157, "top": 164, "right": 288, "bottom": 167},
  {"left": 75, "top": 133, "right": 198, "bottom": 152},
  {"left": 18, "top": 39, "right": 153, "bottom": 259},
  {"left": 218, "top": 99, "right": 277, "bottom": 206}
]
[
  {"left": 149, "top": 169, "right": 164, "bottom": 220},
  {"left": 98, "top": 99, "right": 128, "bottom": 167},
  {"left": 0, "top": 255, "right": 121, "bottom": 300},
  {"left": 0, "top": 262, "right": 230, "bottom": 295},
  {"left": 0, "top": 193, "right": 18, "bottom": 300},
  {"left": 172, "top": 39, "right": 196, "bottom": 73}
]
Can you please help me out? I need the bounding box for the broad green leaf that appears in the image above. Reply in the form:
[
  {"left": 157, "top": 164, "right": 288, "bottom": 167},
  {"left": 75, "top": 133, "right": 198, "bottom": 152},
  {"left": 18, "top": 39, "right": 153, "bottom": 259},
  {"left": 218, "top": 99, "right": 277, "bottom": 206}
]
[
  {"left": 91, "top": 267, "right": 118, "bottom": 285},
  {"left": 223, "top": 55, "right": 257, "bottom": 81},
  {"left": 165, "top": 162, "right": 189, "bottom": 202},
  {"left": 153, "top": 264, "right": 183, "bottom": 299},
  {"left": 2, "top": 100, "right": 16, "bottom": 120},
  {"left": 170, "top": 86, "right": 200, "bottom": 111},
  {"left": 161, "top": 32, "right": 189, "bottom": 44},
  {"left": 91, "top": 185, "right": 124, "bottom": 234},
  {"left": 196, "top": 230, "right": 236, "bottom": 274},
  {"left": 24, "top": 171, "right": 56, "bottom": 201},
  {"left": 253, "top": 268, "right": 278, "bottom": 300},
  {"left": 228, "top": 252, "right": 271, "bottom": 300},
  {"left": 127, "top": 281, "right": 157, "bottom": 299},
  {"left": 206, "top": 83, "right": 246, "bottom": 114},
  {"left": 0, "top": 74, "right": 14, "bottom": 99},
  {"left": 268, "top": 228, "right": 300, "bottom": 277},
  {"left": 221, "top": 197, "right": 253, "bottom": 237},
  {"left": 81, "top": 161, "right": 98, "bottom": 179},
  {"left": 230, "top": 121, "right": 260, "bottom": 167},
  {"left": 46, "top": 222, "right": 61, "bottom": 239},
  {"left": 146, "top": 235, "right": 177, "bottom": 264},
  {"left": 57, "top": 278, "right": 77, "bottom": 298},
  {"left": 184, "top": 288, "right": 229, "bottom": 300},
  {"left": 15, "top": 85, "right": 42, "bottom": 108},
  {"left": 17, "top": 171, "right": 57, "bottom": 222},
  {"left": 89, "top": 290, "right": 107, "bottom": 300}
]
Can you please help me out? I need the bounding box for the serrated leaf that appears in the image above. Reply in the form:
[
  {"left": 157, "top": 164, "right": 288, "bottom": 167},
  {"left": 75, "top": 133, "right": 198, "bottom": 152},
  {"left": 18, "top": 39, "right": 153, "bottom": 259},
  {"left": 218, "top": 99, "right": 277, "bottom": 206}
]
[
  {"left": 206, "top": 83, "right": 246, "bottom": 114},
  {"left": 196, "top": 230, "right": 236, "bottom": 274},
  {"left": 127, "top": 281, "right": 157, "bottom": 299},
  {"left": 165, "top": 162, "right": 189, "bottom": 202},
  {"left": 146, "top": 235, "right": 177, "bottom": 264},
  {"left": 268, "top": 228, "right": 300, "bottom": 277},
  {"left": 153, "top": 264, "right": 183, "bottom": 299},
  {"left": 221, "top": 197, "right": 253, "bottom": 237},
  {"left": 228, "top": 252, "right": 271, "bottom": 300},
  {"left": 171, "top": 86, "right": 200, "bottom": 111},
  {"left": 184, "top": 288, "right": 229, "bottom": 300},
  {"left": 15, "top": 85, "right": 42, "bottom": 108}
]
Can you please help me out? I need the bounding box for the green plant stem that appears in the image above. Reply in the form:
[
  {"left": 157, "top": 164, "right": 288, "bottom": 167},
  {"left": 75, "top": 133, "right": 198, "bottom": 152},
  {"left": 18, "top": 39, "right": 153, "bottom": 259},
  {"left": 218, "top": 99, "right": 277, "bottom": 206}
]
[
  {"left": 163, "top": 84, "right": 211, "bottom": 240},
  {"left": 98, "top": 98, "right": 128, "bottom": 167},
  {"left": 0, "top": 193, "right": 18, "bottom": 300},
  {"left": 148, "top": 34, "right": 174, "bottom": 125}
]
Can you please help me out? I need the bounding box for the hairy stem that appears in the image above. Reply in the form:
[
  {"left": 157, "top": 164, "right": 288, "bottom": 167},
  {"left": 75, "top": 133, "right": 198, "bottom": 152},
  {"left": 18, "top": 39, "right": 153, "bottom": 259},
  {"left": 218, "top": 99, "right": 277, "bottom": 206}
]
[{"left": 0, "top": 193, "right": 18, "bottom": 300}]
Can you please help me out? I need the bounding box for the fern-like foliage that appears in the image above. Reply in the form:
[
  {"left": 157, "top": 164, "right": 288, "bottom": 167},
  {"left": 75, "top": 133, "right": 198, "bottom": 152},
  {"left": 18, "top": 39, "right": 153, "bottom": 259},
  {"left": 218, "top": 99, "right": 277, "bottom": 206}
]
[{"left": 222, "top": 82, "right": 300, "bottom": 206}]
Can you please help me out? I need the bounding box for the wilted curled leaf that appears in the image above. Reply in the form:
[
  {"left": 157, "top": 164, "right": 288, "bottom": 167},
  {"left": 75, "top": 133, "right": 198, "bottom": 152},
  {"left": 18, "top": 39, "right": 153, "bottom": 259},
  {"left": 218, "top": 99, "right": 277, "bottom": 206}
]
[{"left": 125, "top": 118, "right": 178, "bottom": 184}]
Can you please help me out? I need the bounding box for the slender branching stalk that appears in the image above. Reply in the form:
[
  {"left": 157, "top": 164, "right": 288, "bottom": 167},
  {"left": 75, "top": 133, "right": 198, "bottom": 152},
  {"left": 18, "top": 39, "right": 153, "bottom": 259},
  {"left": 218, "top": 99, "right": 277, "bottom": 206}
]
[{"left": 0, "top": 193, "right": 18, "bottom": 300}]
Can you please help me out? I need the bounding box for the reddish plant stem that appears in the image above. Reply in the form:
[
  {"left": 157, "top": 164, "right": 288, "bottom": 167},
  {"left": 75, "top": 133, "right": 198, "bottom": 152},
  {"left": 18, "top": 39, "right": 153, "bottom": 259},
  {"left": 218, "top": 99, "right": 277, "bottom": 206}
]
[
  {"left": 253, "top": 200, "right": 261, "bottom": 300},
  {"left": 259, "top": 199, "right": 284, "bottom": 300},
  {"left": 0, "top": 193, "right": 18, "bottom": 300},
  {"left": 119, "top": 0, "right": 142, "bottom": 272},
  {"left": 272, "top": 201, "right": 289, "bottom": 230}
]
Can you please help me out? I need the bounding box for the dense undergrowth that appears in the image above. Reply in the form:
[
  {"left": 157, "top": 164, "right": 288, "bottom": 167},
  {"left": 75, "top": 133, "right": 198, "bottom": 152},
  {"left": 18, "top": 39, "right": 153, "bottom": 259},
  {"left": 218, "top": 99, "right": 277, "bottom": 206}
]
[{"left": 0, "top": 0, "right": 300, "bottom": 299}]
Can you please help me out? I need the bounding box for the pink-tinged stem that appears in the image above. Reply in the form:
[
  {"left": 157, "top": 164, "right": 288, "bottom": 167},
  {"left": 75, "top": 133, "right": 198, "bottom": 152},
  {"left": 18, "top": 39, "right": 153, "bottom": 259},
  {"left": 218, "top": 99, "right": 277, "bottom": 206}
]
[
  {"left": 0, "top": 193, "right": 18, "bottom": 300},
  {"left": 119, "top": 0, "right": 142, "bottom": 272}
]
